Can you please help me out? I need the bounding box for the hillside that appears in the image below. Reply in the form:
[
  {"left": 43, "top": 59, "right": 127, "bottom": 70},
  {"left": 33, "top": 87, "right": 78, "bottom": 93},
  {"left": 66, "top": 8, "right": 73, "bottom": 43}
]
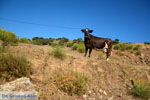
[{"left": 1, "top": 43, "right": 149, "bottom": 100}]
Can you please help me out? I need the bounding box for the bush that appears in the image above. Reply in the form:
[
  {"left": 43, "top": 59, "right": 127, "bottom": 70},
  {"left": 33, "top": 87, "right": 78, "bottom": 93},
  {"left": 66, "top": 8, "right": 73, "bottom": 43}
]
[
  {"left": 131, "top": 80, "right": 150, "bottom": 100},
  {"left": 19, "top": 37, "right": 31, "bottom": 44},
  {"left": 73, "top": 38, "right": 83, "bottom": 44},
  {"left": 0, "top": 53, "right": 31, "bottom": 80},
  {"left": 72, "top": 44, "right": 79, "bottom": 50},
  {"left": 49, "top": 42, "right": 57, "bottom": 47},
  {"left": 32, "top": 37, "right": 51, "bottom": 45},
  {"left": 0, "top": 29, "right": 18, "bottom": 46},
  {"left": 50, "top": 46, "right": 66, "bottom": 59},
  {"left": 144, "top": 42, "right": 150, "bottom": 45},
  {"left": 77, "top": 43, "right": 85, "bottom": 53},
  {"left": 133, "top": 45, "right": 141, "bottom": 51},
  {"left": 113, "top": 39, "right": 119, "bottom": 44},
  {"left": 113, "top": 44, "right": 120, "bottom": 50},
  {"left": 53, "top": 70, "right": 89, "bottom": 95},
  {"left": 66, "top": 42, "right": 74, "bottom": 47},
  {"left": 113, "top": 43, "right": 133, "bottom": 51},
  {"left": 58, "top": 37, "right": 69, "bottom": 46}
]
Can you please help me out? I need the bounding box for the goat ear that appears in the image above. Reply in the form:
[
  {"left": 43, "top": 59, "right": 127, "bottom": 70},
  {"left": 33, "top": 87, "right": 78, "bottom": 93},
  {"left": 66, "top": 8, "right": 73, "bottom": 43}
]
[
  {"left": 90, "top": 30, "right": 93, "bottom": 33},
  {"left": 81, "top": 29, "right": 85, "bottom": 32}
]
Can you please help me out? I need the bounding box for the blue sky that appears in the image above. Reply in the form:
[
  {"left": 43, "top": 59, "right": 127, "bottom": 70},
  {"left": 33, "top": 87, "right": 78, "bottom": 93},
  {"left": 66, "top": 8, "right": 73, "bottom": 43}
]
[{"left": 0, "top": 0, "right": 149, "bottom": 43}]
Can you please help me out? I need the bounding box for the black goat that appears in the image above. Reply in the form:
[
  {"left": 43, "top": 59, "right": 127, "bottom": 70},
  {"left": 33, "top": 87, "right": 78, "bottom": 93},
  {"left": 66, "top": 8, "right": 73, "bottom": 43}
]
[{"left": 81, "top": 28, "right": 113, "bottom": 61}]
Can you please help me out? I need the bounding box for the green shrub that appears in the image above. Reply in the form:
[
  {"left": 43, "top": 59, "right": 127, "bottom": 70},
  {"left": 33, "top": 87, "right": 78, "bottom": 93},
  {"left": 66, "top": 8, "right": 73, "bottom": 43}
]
[
  {"left": 0, "top": 29, "right": 18, "bottom": 46},
  {"left": 131, "top": 80, "right": 150, "bottom": 100},
  {"left": 53, "top": 70, "right": 89, "bottom": 95},
  {"left": 49, "top": 42, "right": 57, "bottom": 47},
  {"left": 133, "top": 45, "right": 141, "bottom": 51},
  {"left": 144, "top": 42, "right": 150, "bottom": 45},
  {"left": 113, "top": 39, "right": 119, "bottom": 44},
  {"left": 50, "top": 46, "right": 66, "bottom": 59},
  {"left": 32, "top": 37, "right": 51, "bottom": 45},
  {"left": 113, "top": 44, "right": 120, "bottom": 50},
  {"left": 126, "top": 45, "right": 133, "bottom": 50},
  {"left": 66, "top": 42, "right": 74, "bottom": 47},
  {"left": 73, "top": 38, "right": 83, "bottom": 44},
  {"left": 72, "top": 44, "right": 79, "bottom": 50},
  {"left": 58, "top": 37, "right": 69, "bottom": 46},
  {"left": 113, "top": 43, "right": 133, "bottom": 51},
  {"left": 0, "top": 53, "right": 31, "bottom": 80},
  {"left": 119, "top": 43, "right": 129, "bottom": 51},
  {"left": 19, "top": 37, "right": 31, "bottom": 44},
  {"left": 77, "top": 43, "right": 85, "bottom": 53}
]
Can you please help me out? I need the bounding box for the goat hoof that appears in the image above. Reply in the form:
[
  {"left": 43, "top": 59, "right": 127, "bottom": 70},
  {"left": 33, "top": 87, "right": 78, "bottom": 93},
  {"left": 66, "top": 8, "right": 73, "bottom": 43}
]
[{"left": 106, "top": 58, "right": 109, "bottom": 61}]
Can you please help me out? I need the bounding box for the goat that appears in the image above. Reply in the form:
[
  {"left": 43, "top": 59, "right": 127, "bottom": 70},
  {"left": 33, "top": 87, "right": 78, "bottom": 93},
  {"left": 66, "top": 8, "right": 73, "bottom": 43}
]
[{"left": 81, "top": 28, "right": 113, "bottom": 61}]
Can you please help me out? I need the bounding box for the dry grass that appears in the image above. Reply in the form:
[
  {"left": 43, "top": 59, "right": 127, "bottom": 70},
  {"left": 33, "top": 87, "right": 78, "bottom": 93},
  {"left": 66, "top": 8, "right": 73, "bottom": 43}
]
[{"left": 0, "top": 43, "right": 150, "bottom": 100}]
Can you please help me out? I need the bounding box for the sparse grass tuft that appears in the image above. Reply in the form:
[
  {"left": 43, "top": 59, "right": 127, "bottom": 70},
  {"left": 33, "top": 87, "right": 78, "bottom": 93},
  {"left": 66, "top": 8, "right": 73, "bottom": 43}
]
[
  {"left": 116, "top": 51, "right": 124, "bottom": 56},
  {"left": 53, "top": 70, "right": 90, "bottom": 95},
  {"left": 0, "top": 46, "right": 5, "bottom": 53},
  {"left": 135, "top": 50, "right": 141, "bottom": 56},
  {"left": 0, "top": 53, "right": 31, "bottom": 81},
  {"left": 98, "top": 52, "right": 105, "bottom": 59},
  {"left": 50, "top": 46, "right": 66, "bottom": 59},
  {"left": 131, "top": 80, "right": 150, "bottom": 100}
]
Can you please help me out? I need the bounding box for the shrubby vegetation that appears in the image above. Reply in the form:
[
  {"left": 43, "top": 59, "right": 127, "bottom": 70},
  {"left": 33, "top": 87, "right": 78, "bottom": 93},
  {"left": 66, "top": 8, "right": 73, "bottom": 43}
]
[
  {"left": 77, "top": 43, "right": 85, "bottom": 53},
  {"left": 53, "top": 70, "right": 90, "bottom": 95},
  {"left": 71, "top": 43, "right": 85, "bottom": 53},
  {"left": 50, "top": 46, "right": 66, "bottom": 59},
  {"left": 66, "top": 42, "right": 74, "bottom": 47},
  {"left": 113, "top": 43, "right": 141, "bottom": 51},
  {"left": 113, "top": 39, "right": 119, "bottom": 44},
  {"left": 72, "top": 43, "right": 79, "bottom": 50},
  {"left": 73, "top": 38, "right": 84, "bottom": 44},
  {"left": 19, "top": 37, "right": 31, "bottom": 44},
  {"left": 0, "top": 52, "right": 31, "bottom": 81},
  {"left": 131, "top": 80, "right": 150, "bottom": 100},
  {"left": 144, "top": 42, "right": 150, "bottom": 45},
  {"left": 32, "top": 37, "right": 51, "bottom": 45},
  {"left": 58, "top": 37, "right": 69, "bottom": 46},
  {"left": 0, "top": 29, "right": 18, "bottom": 46},
  {"left": 113, "top": 43, "right": 133, "bottom": 51}
]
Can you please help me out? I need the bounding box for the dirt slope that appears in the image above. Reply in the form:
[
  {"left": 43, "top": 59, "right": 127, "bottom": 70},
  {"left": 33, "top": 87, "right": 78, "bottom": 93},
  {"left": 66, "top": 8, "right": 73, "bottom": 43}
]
[{"left": 8, "top": 43, "right": 150, "bottom": 100}]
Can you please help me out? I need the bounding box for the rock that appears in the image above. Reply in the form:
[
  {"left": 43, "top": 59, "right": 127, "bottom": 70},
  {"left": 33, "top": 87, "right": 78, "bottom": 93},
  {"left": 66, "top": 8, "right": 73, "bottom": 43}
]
[
  {"left": 108, "top": 96, "right": 114, "bottom": 100},
  {"left": 88, "top": 90, "right": 92, "bottom": 94},
  {"left": 83, "top": 94, "right": 88, "bottom": 98},
  {"left": 103, "top": 91, "right": 107, "bottom": 96},
  {"left": 0, "top": 77, "right": 35, "bottom": 91},
  {"left": 0, "top": 77, "right": 38, "bottom": 99}
]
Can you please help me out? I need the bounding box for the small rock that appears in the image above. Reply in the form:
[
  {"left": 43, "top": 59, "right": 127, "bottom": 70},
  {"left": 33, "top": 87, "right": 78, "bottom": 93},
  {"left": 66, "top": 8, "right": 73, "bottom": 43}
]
[
  {"left": 83, "top": 94, "right": 88, "bottom": 98},
  {"left": 103, "top": 91, "right": 107, "bottom": 95},
  {"left": 88, "top": 90, "right": 92, "bottom": 94},
  {"left": 108, "top": 96, "right": 114, "bottom": 100}
]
